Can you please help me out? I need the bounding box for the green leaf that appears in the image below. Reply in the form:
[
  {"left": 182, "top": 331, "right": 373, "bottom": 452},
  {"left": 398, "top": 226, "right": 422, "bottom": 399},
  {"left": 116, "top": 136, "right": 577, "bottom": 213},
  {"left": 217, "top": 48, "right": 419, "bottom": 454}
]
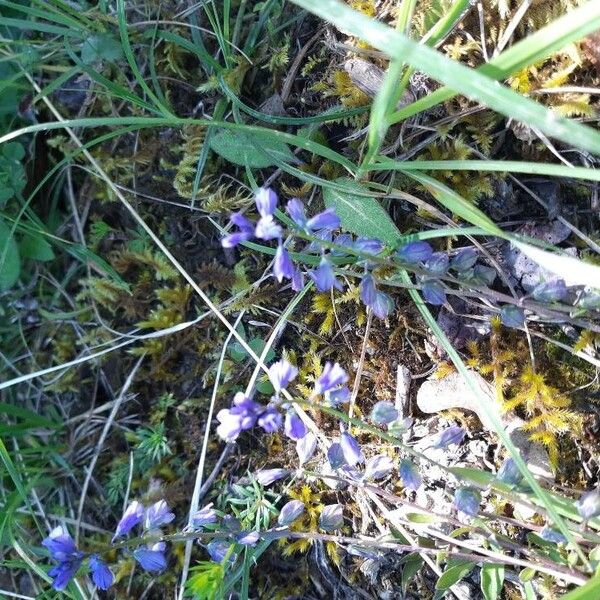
[
  {"left": 81, "top": 34, "right": 123, "bottom": 64},
  {"left": 210, "top": 129, "right": 295, "bottom": 168},
  {"left": 0, "top": 219, "right": 20, "bottom": 290},
  {"left": 323, "top": 178, "right": 401, "bottom": 245},
  {"left": 450, "top": 467, "right": 495, "bottom": 488},
  {"left": 436, "top": 560, "right": 475, "bottom": 590},
  {"left": 19, "top": 233, "right": 55, "bottom": 261},
  {"left": 481, "top": 563, "right": 504, "bottom": 600},
  {"left": 401, "top": 553, "right": 423, "bottom": 594},
  {"left": 560, "top": 572, "right": 600, "bottom": 600},
  {"left": 519, "top": 567, "right": 536, "bottom": 582},
  {"left": 406, "top": 512, "right": 440, "bottom": 524}
]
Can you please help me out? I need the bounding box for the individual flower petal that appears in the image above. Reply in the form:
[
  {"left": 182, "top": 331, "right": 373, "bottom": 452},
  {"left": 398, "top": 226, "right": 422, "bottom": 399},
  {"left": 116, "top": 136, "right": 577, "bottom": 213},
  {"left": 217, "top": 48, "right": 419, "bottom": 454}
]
[
  {"left": 454, "top": 487, "right": 481, "bottom": 517},
  {"left": 255, "top": 215, "right": 282, "bottom": 240},
  {"left": 255, "top": 468, "right": 289, "bottom": 486},
  {"left": 296, "top": 432, "right": 317, "bottom": 465},
  {"left": 236, "top": 531, "right": 260, "bottom": 546},
  {"left": 285, "top": 411, "right": 307, "bottom": 440},
  {"left": 340, "top": 431, "right": 364, "bottom": 466},
  {"left": 255, "top": 187, "right": 278, "bottom": 218},
  {"left": 89, "top": 555, "right": 114, "bottom": 591},
  {"left": 354, "top": 237, "right": 384, "bottom": 255},
  {"left": 269, "top": 359, "right": 298, "bottom": 393},
  {"left": 314, "top": 362, "right": 349, "bottom": 395},
  {"left": 307, "top": 208, "right": 340, "bottom": 232},
  {"left": 399, "top": 459, "right": 422, "bottom": 491},
  {"left": 371, "top": 291, "right": 394, "bottom": 319},
  {"left": 539, "top": 526, "right": 566, "bottom": 544},
  {"left": 364, "top": 455, "right": 394, "bottom": 480},
  {"left": 306, "top": 228, "right": 332, "bottom": 253},
  {"left": 42, "top": 526, "right": 78, "bottom": 561},
  {"left": 370, "top": 401, "right": 399, "bottom": 425},
  {"left": 291, "top": 268, "right": 305, "bottom": 291},
  {"left": 192, "top": 504, "right": 217, "bottom": 528},
  {"left": 133, "top": 548, "right": 167, "bottom": 572},
  {"left": 216, "top": 410, "right": 244, "bottom": 441},
  {"left": 496, "top": 458, "right": 522, "bottom": 486},
  {"left": 433, "top": 426, "right": 466, "bottom": 449},
  {"left": 319, "top": 504, "right": 343, "bottom": 531},
  {"left": 49, "top": 559, "right": 82, "bottom": 591},
  {"left": 327, "top": 442, "right": 346, "bottom": 470},
  {"left": 422, "top": 280, "right": 446, "bottom": 305},
  {"left": 114, "top": 501, "right": 144, "bottom": 539},
  {"left": 471, "top": 264, "right": 496, "bottom": 286},
  {"left": 308, "top": 256, "right": 343, "bottom": 292},
  {"left": 359, "top": 274, "right": 377, "bottom": 307},
  {"left": 451, "top": 248, "right": 478, "bottom": 272},
  {"left": 221, "top": 212, "right": 254, "bottom": 248},
  {"left": 324, "top": 385, "right": 350, "bottom": 406},
  {"left": 532, "top": 279, "right": 568, "bottom": 303},
  {"left": 144, "top": 500, "right": 175, "bottom": 531},
  {"left": 273, "top": 243, "right": 294, "bottom": 282},
  {"left": 576, "top": 490, "right": 600, "bottom": 520},
  {"left": 206, "top": 540, "right": 236, "bottom": 563},
  {"left": 332, "top": 233, "right": 353, "bottom": 256},
  {"left": 424, "top": 252, "right": 449, "bottom": 275},
  {"left": 397, "top": 241, "right": 433, "bottom": 263},
  {"left": 286, "top": 198, "right": 307, "bottom": 227},
  {"left": 500, "top": 306, "right": 525, "bottom": 329},
  {"left": 278, "top": 500, "right": 305, "bottom": 526},
  {"left": 257, "top": 407, "right": 282, "bottom": 433}
]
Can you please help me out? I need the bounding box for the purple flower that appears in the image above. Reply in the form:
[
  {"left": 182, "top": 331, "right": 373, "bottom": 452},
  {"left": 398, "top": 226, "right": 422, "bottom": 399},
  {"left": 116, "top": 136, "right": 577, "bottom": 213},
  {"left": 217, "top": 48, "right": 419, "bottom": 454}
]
[
  {"left": 472, "top": 264, "right": 496, "bottom": 286},
  {"left": 340, "top": 431, "right": 364, "bottom": 466},
  {"left": 114, "top": 501, "right": 144, "bottom": 539},
  {"left": 576, "top": 490, "right": 600, "bottom": 520},
  {"left": 297, "top": 432, "right": 317, "bottom": 465},
  {"left": 42, "top": 526, "right": 78, "bottom": 561},
  {"left": 286, "top": 198, "right": 307, "bottom": 227},
  {"left": 307, "top": 208, "right": 340, "bottom": 232},
  {"left": 216, "top": 393, "right": 260, "bottom": 441},
  {"left": 424, "top": 252, "right": 449, "bottom": 275},
  {"left": 433, "top": 426, "right": 465, "bottom": 449},
  {"left": 236, "top": 531, "right": 260, "bottom": 546},
  {"left": 371, "top": 291, "right": 394, "bottom": 319},
  {"left": 291, "top": 268, "right": 305, "bottom": 291},
  {"left": 206, "top": 540, "right": 235, "bottom": 563},
  {"left": 49, "top": 559, "right": 82, "bottom": 591},
  {"left": 308, "top": 256, "right": 343, "bottom": 292},
  {"left": 364, "top": 455, "right": 394, "bottom": 480},
  {"left": 192, "top": 504, "right": 217, "bottom": 528},
  {"left": 454, "top": 487, "right": 480, "bottom": 517},
  {"left": 255, "top": 468, "right": 289, "bottom": 486},
  {"left": 497, "top": 458, "right": 522, "bottom": 486},
  {"left": 273, "top": 242, "right": 294, "bottom": 282},
  {"left": 278, "top": 500, "right": 305, "bottom": 526},
  {"left": 422, "top": 280, "right": 446, "bottom": 305},
  {"left": 451, "top": 248, "right": 477, "bottom": 272},
  {"left": 133, "top": 546, "right": 167, "bottom": 572},
  {"left": 257, "top": 407, "right": 282, "bottom": 433},
  {"left": 532, "top": 279, "right": 568, "bottom": 303},
  {"left": 324, "top": 385, "right": 350, "bottom": 406},
  {"left": 327, "top": 443, "right": 346, "bottom": 469},
  {"left": 500, "top": 306, "right": 525, "bottom": 329},
  {"left": 332, "top": 233, "right": 353, "bottom": 256},
  {"left": 269, "top": 359, "right": 298, "bottom": 393},
  {"left": 397, "top": 241, "right": 433, "bottom": 263},
  {"left": 285, "top": 411, "right": 307, "bottom": 440},
  {"left": 221, "top": 212, "right": 254, "bottom": 248},
  {"left": 255, "top": 215, "right": 282, "bottom": 240},
  {"left": 255, "top": 187, "right": 277, "bottom": 218},
  {"left": 359, "top": 274, "right": 377, "bottom": 307},
  {"left": 399, "top": 459, "right": 422, "bottom": 491},
  {"left": 540, "top": 526, "right": 566, "bottom": 544},
  {"left": 354, "top": 237, "right": 384, "bottom": 255},
  {"left": 370, "top": 401, "right": 398, "bottom": 425},
  {"left": 144, "top": 500, "right": 175, "bottom": 531},
  {"left": 89, "top": 555, "right": 114, "bottom": 591},
  {"left": 319, "top": 504, "right": 343, "bottom": 531},
  {"left": 314, "top": 362, "right": 348, "bottom": 395}
]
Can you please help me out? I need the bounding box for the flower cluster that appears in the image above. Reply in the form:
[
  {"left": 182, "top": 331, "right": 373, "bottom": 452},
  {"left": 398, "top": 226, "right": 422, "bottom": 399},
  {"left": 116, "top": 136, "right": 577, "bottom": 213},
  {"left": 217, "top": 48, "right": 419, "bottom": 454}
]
[
  {"left": 41, "top": 499, "right": 174, "bottom": 591},
  {"left": 216, "top": 358, "right": 349, "bottom": 446}
]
